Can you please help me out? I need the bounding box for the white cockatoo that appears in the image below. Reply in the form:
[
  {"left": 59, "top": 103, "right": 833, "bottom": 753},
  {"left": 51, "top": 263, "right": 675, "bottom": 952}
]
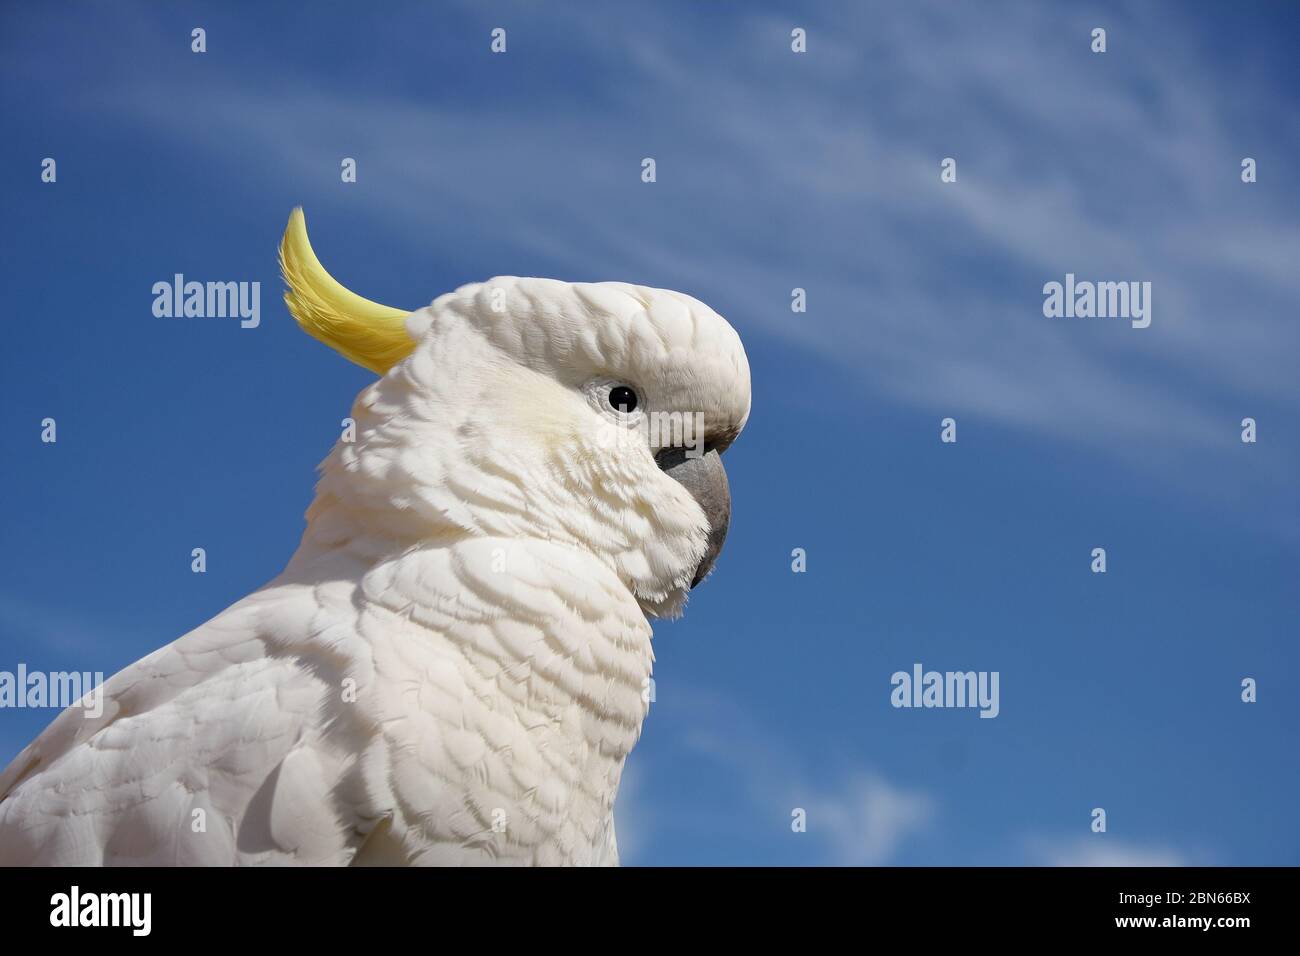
[{"left": 0, "top": 209, "right": 750, "bottom": 866}]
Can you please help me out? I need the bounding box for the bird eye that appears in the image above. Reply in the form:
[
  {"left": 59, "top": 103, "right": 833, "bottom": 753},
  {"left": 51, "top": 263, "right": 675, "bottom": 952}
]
[{"left": 608, "top": 385, "right": 639, "bottom": 414}]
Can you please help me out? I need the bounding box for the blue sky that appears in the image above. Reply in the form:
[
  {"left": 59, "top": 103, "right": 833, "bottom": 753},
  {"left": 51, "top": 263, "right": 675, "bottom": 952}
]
[{"left": 1, "top": 0, "right": 1296, "bottom": 865}]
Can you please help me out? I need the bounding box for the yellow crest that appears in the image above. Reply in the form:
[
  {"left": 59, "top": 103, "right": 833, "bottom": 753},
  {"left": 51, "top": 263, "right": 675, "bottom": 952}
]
[{"left": 279, "top": 208, "right": 415, "bottom": 374}]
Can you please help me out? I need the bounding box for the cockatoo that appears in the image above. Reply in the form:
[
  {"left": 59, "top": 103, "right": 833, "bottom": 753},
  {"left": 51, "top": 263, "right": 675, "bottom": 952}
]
[{"left": 0, "top": 209, "right": 750, "bottom": 866}]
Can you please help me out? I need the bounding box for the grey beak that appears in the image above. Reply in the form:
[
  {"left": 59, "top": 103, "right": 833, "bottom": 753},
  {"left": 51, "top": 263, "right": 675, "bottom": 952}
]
[{"left": 656, "top": 447, "right": 731, "bottom": 588}]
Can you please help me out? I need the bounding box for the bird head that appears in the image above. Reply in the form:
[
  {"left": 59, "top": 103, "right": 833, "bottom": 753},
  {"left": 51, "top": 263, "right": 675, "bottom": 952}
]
[{"left": 280, "top": 209, "right": 751, "bottom": 617}]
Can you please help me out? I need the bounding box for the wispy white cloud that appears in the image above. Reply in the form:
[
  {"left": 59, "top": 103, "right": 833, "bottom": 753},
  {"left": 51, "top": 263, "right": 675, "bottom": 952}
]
[
  {"left": 801, "top": 771, "right": 935, "bottom": 866},
  {"left": 1025, "top": 835, "right": 1192, "bottom": 867},
  {"left": 670, "top": 690, "right": 935, "bottom": 865}
]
